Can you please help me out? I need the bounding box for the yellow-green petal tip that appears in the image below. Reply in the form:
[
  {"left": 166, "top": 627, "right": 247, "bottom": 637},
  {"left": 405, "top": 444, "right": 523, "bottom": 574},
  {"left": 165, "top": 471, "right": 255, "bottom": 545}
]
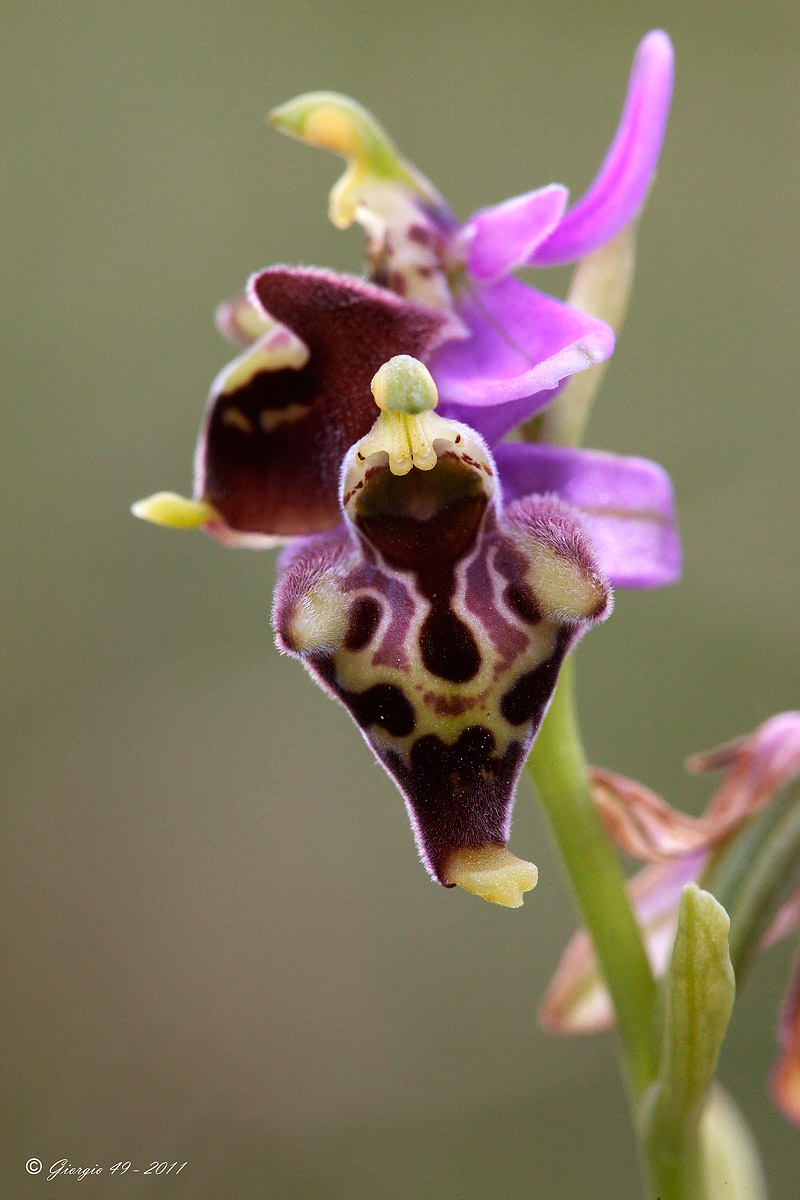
[{"left": 131, "top": 492, "right": 217, "bottom": 530}]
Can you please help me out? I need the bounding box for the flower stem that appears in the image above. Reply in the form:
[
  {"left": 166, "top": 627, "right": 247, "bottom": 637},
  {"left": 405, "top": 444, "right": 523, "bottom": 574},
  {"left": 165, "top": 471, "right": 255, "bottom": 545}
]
[{"left": 527, "top": 656, "right": 658, "bottom": 1098}]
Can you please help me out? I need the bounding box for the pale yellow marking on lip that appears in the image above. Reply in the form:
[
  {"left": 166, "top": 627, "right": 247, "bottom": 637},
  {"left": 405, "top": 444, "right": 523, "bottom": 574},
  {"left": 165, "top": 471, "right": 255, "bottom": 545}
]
[
  {"left": 219, "top": 337, "right": 310, "bottom": 394},
  {"left": 286, "top": 581, "right": 349, "bottom": 655},
  {"left": 526, "top": 546, "right": 608, "bottom": 623},
  {"left": 444, "top": 845, "right": 538, "bottom": 908},
  {"left": 216, "top": 297, "right": 277, "bottom": 346},
  {"left": 222, "top": 407, "right": 253, "bottom": 434},
  {"left": 258, "top": 403, "right": 309, "bottom": 433},
  {"left": 235, "top": 304, "right": 276, "bottom": 343}
]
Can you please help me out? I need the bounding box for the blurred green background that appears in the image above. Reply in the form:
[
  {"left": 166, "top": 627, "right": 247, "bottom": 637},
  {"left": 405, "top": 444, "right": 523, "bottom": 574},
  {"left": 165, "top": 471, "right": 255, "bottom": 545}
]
[{"left": 3, "top": 1, "right": 799, "bottom": 1196}]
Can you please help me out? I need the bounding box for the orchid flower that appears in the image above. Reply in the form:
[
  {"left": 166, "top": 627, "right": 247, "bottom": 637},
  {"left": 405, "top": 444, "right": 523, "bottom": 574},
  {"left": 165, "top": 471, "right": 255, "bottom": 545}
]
[
  {"left": 268, "top": 29, "right": 673, "bottom": 437},
  {"left": 539, "top": 711, "right": 800, "bottom": 1124},
  {"left": 129, "top": 26, "right": 795, "bottom": 1193},
  {"left": 131, "top": 33, "right": 681, "bottom": 902},
  {"left": 273, "top": 356, "right": 610, "bottom": 905},
  {"left": 134, "top": 31, "right": 678, "bottom": 592}
]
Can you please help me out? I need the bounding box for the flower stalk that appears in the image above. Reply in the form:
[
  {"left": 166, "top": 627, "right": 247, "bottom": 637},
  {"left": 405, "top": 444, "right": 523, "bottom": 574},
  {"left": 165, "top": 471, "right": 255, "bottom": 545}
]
[
  {"left": 527, "top": 659, "right": 658, "bottom": 1098},
  {"left": 536, "top": 223, "right": 637, "bottom": 448},
  {"left": 523, "top": 93, "right": 750, "bottom": 1192}
]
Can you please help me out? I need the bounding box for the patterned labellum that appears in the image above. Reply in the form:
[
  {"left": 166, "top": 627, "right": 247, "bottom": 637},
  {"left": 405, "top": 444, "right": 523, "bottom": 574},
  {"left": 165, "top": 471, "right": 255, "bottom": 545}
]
[{"left": 273, "top": 404, "right": 610, "bottom": 899}]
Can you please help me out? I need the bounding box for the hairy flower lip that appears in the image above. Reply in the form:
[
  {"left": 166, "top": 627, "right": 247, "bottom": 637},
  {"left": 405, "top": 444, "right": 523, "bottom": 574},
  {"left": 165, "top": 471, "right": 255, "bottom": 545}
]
[
  {"left": 493, "top": 442, "right": 680, "bottom": 589},
  {"left": 274, "top": 390, "right": 611, "bottom": 896}
]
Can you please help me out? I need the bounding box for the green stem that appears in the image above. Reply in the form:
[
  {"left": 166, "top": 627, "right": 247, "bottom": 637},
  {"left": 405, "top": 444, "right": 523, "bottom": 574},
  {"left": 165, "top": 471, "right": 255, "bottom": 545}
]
[
  {"left": 645, "top": 1126, "right": 705, "bottom": 1200},
  {"left": 527, "top": 657, "right": 658, "bottom": 1098}
]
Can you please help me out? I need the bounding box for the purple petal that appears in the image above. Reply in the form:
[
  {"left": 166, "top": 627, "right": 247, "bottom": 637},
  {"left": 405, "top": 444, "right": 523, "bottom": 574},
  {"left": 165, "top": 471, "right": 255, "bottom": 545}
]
[
  {"left": 441, "top": 384, "right": 562, "bottom": 448},
  {"left": 492, "top": 441, "right": 681, "bottom": 589},
  {"left": 530, "top": 30, "right": 674, "bottom": 267},
  {"left": 431, "top": 276, "right": 614, "bottom": 436},
  {"left": 464, "top": 184, "right": 569, "bottom": 283}
]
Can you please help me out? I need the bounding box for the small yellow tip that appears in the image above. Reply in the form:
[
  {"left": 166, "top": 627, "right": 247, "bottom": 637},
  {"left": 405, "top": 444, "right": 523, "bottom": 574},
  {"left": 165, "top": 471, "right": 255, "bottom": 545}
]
[
  {"left": 444, "top": 845, "right": 538, "bottom": 908},
  {"left": 131, "top": 492, "right": 218, "bottom": 530}
]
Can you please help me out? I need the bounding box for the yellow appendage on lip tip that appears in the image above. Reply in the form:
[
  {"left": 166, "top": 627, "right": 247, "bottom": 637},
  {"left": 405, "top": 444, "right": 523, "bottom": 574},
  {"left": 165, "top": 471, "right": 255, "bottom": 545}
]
[
  {"left": 444, "top": 846, "right": 539, "bottom": 908},
  {"left": 131, "top": 492, "right": 218, "bottom": 530}
]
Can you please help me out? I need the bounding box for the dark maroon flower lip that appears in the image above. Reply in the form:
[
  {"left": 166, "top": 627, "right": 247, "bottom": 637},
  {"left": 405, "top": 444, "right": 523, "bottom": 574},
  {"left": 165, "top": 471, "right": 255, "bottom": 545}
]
[{"left": 273, "top": 364, "right": 611, "bottom": 903}]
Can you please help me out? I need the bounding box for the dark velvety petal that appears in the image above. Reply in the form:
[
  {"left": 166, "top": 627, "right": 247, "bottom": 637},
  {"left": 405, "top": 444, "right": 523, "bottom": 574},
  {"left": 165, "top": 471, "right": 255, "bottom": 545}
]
[
  {"left": 431, "top": 276, "right": 614, "bottom": 434},
  {"left": 464, "top": 184, "right": 568, "bottom": 283},
  {"left": 530, "top": 31, "right": 674, "bottom": 266},
  {"left": 195, "top": 267, "right": 455, "bottom": 542},
  {"left": 493, "top": 441, "right": 680, "bottom": 588}
]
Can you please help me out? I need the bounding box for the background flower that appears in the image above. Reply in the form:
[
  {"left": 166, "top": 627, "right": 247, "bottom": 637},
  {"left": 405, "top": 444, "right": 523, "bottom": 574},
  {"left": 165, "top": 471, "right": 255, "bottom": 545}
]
[{"left": 540, "top": 713, "right": 800, "bottom": 1125}]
